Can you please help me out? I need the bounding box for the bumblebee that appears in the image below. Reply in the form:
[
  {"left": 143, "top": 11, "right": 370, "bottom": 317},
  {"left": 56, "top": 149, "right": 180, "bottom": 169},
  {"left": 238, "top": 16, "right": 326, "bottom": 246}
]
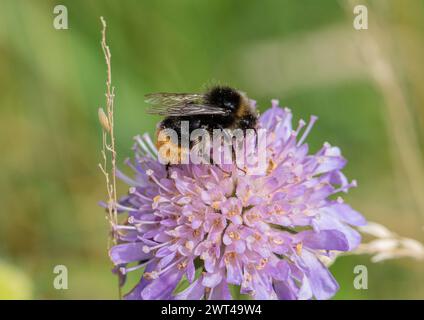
[{"left": 145, "top": 85, "right": 258, "bottom": 165}]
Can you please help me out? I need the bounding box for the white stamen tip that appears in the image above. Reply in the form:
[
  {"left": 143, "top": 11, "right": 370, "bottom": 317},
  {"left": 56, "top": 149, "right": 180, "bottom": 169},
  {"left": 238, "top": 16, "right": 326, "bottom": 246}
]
[
  {"left": 142, "top": 245, "right": 151, "bottom": 253},
  {"left": 146, "top": 169, "right": 154, "bottom": 176}
]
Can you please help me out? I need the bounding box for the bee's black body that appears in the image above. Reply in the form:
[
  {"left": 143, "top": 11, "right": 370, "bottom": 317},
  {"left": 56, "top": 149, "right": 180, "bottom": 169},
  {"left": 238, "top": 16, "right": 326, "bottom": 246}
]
[
  {"left": 145, "top": 86, "right": 258, "bottom": 165},
  {"left": 153, "top": 86, "right": 258, "bottom": 146}
]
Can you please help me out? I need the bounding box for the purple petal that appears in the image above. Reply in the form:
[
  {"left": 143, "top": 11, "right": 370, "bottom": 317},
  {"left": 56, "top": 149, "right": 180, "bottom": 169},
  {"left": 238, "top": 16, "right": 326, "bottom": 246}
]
[
  {"left": 297, "top": 250, "right": 339, "bottom": 300},
  {"left": 174, "top": 277, "right": 205, "bottom": 300},
  {"left": 202, "top": 271, "right": 223, "bottom": 288},
  {"left": 297, "top": 230, "right": 350, "bottom": 251},
  {"left": 225, "top": 257, "right": 243, "bottom": 285},
  {"left": 313, "top": 213, "right": 361, "bottom": 250},
  {"left": 186, "top": 259, "right": 195, "bottom": 283},
  {"left": 274, "top": 279, "right": 298, "bottom": 300},
  {"left": 209, "top": 279, "right": 232, "bottom": 300},
  {"left": 269, "top": 260, "right": 290, "bottom": 281},
  {"left": 325, "top": 203, "right": 366, "bottom": 226},
  {"left": 109, "top": 242, "right": 151, "bottom": 265},
  {"left": 124, "top": 260, "right": 158, "bottom": 300},
  {"left": 140, "top": 269, "right": 184, "bottom": 300}
]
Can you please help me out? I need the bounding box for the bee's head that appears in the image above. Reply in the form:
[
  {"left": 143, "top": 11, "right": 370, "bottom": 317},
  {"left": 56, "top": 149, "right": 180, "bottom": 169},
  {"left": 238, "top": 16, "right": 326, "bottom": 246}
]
[
  {"left": 207, "top": 86, "right": 241, "bottom": 112},
  {"left": 239, "top": 113, "right": 258, "bottom": 130}
]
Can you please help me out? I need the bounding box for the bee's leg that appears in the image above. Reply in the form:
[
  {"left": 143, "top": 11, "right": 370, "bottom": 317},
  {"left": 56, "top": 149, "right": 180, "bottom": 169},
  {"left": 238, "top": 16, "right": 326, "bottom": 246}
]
[
  {"left": 236, "top": 164, "right": 247, "bottom": 174},
  {"left": 252, "top": 127, "right": 258, "bottom": 149},
  {"left": 231, "top": 142, "right": 247, "bottom": 175},
  {"left": 214, "top": 164, "right": 231, "bottom": 176},
  {"left": 208, "top": 149, "right": 231, "bottom": 176},
  {"left": 165, "top": 163, "right": 171, "bottom": 178},
  {"left": 210, "top": 129, "right": 232, "bottom": 175},
  {"left": 216, "top": 131, "right": 247, "bottom": 175},
  {"left": 209, "top": 153, "right": 230, "bottom": 175}
]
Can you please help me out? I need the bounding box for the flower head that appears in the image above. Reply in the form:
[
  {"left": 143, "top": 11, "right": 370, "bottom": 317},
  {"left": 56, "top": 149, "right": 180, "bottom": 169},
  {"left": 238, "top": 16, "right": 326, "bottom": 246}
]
[{"left": 108, "top": 100, "right": 366, "bottom": 300}]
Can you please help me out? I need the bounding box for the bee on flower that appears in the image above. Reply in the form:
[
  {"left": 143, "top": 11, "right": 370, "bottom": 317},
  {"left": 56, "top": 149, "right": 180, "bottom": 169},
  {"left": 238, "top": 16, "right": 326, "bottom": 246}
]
[{"left": 105, "top": 97, "right": 365, "bottom": 300}]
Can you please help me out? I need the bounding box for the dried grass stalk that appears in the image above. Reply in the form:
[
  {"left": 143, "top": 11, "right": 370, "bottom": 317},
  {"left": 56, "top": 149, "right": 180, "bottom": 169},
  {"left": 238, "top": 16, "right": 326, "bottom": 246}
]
[{"left": 97, "top": 16, "right": 121, "bottom": 298}]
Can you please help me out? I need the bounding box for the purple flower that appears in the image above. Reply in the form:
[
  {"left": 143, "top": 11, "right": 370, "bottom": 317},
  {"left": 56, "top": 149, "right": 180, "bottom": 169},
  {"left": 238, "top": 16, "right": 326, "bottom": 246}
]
[{"left": 107, "top": 100, "right": 366, "bottom": 300}]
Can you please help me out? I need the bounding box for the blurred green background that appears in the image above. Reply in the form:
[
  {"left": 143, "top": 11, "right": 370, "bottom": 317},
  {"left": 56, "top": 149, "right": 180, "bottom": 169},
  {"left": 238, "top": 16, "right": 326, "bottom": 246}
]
[{"left": 0, "top": 0, "right": 423, "bottom": 299}]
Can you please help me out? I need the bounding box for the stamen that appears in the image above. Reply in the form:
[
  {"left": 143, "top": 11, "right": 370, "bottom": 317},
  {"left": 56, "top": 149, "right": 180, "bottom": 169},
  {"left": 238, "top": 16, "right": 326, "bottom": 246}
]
[
  {"left": 146, "top": 170, "right": 173, "bottom": 193},
  {"left": 177, "top": 260, "right": 188, "bottom": 270},
  {"left": 209, "top": 167, "right": 220, "bottom": 183},
  {"left": 119, "top": 260, "right": 151, "bottom": 275},
  {"left": 129, "top": 187, "right": 153, "bottom": 202},
  {"left": 272, "top": 237, "right": 284, "bottom": 245},
  {"left": 144, "top": 257, "right": 184, "bottom": 279},
  {"left": 184, "top": 241, "right": 194, "bottom": 251},
  {"left": 332, "top": 179, "right": 357, "bottom": 194},
  {"left": 256, "top": 258, "right": 268, "bottom": 270},
  {"left": 134, "top": 135, "right": 155, "bottom": 158},
  {"left": 271, "top": 99, "right": 279, "bottom": 108},
  {"left": 296, "top": 242, "right": 303, "bottom": 255},
  {"left": 128, "top": 216, "right": 160, "bottom": 226},
  {"left": 294, "top": 119, "right": 306, "bottom": 136},
  {"left": 229, "top": 231, "right": 240, "bottom": 240},
  {"left": 124, "top": 158, "right": 138, "bottom": 173},
  {"left": 224, "top": 252, "right": 237, "bottom": 264},
  {"left": 116, "top": 169, "right": 141, "bottom": 187},
  {"left": 211, "top": 201, "right": 220, "bottom": 210},
  {"left": 115, "top": 203, "right": 138, "bottom": 212},
  {"left": 142, "top": 240, "right": 172, "bottom": 253},
  {"left": 297, "top": 115, "right": 318, "bottom": 146},
  {"left": 113, "top": 225, "right": 137, "bottom": 231},
  {"left": 142, "top": 133, "right": 158, "bottom": 156}
]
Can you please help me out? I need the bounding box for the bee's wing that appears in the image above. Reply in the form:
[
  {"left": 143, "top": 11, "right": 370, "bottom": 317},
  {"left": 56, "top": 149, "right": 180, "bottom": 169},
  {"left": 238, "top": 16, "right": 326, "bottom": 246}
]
[{"left": 145, "top": 93, "right": 228, "bottom": 116}]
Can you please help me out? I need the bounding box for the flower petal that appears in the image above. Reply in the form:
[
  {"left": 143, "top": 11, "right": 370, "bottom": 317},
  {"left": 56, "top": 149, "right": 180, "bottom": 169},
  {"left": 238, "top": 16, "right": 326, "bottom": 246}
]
[
  {"left": 140, "top": 269, "right": 184, "bottom": 300},
  {"left": 109, "top": 242, "right": 151, "bottom": 265},
  {"left": 297, "top": 250, "right": 339, "bottom": 300},
  {"left": 174, "top": 277, "right": 205, "bottom": 300}
]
